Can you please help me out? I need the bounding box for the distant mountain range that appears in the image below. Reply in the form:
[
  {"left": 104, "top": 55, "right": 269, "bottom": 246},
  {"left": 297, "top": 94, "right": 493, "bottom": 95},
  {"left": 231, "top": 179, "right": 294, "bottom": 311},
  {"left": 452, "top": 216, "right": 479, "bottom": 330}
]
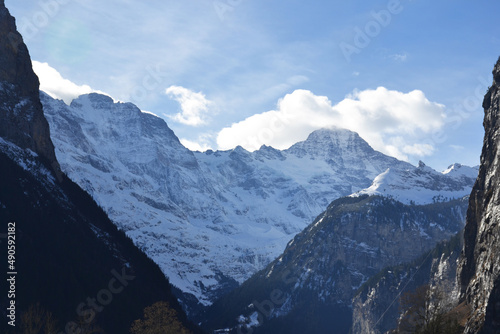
[{"left": 42, "top": 91, "right": 476, "bottom": 310}]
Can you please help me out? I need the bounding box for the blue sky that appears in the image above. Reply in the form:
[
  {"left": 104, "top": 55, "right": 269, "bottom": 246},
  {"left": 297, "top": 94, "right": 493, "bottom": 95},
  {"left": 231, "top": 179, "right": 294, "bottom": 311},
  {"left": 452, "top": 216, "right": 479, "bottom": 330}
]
[{"left": 5, "top": 0, "right": 500, "bottom": 170}]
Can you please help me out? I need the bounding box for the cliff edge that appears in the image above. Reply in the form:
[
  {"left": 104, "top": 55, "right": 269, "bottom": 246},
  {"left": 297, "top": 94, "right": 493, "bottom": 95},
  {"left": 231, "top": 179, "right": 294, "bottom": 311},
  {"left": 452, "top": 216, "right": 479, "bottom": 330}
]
[
  {"left": 458, "top": 57, "right": 500, "bottom": 333},
  {"left": 0, "top": 0, "right": 59, "bottom": 172}
]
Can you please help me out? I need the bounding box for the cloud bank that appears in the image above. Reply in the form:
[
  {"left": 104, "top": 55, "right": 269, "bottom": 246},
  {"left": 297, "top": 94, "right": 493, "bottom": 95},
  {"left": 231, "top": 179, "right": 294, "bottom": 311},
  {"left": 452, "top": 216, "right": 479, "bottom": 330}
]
[
  {"left": 165, "top": 86, "right": 212, "bottom": 126},
  {"left": 217, "top": 88, "right": 445, "bottom": 161},
  {"left": 32, "top": 61, "right": 97, "bottom": 104}
]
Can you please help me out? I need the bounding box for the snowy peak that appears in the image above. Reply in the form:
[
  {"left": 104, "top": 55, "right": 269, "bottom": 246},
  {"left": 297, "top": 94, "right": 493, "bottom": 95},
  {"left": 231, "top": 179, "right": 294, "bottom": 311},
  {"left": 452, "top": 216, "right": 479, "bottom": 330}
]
[
  {"left": 70, "top": 92, "right": 115, "bottom": 109},
  {"left": 353, "top": 161, "right": 477, "bottom": 204},
  {"left": 442, "top": 163, "right": 479, "bottom": 180},
  {"left": 286, "top": 127, "right": 374, "bottom": 158}
]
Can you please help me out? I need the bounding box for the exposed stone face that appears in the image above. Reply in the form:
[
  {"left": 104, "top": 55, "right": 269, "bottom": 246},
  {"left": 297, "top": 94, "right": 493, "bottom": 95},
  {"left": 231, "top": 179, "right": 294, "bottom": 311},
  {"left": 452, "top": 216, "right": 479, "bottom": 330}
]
[
  {"left": 0, "top": 1, "right": 59, "bottom": 172},
  {"left": 352, "top": 234, "right": 462, "bottom": 334},
  {"left": 203, "top": 195, "right": 468, "bottom": 333},
  {"left": 458, "top": 57, "right": 500, "bottom": 334}
]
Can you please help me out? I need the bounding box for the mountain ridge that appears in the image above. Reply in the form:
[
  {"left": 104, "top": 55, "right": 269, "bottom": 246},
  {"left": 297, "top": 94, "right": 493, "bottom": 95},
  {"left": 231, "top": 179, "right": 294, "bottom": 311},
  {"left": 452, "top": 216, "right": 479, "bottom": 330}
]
[{"left": 42, "top": 91, "right": 477, "bottom": 309}]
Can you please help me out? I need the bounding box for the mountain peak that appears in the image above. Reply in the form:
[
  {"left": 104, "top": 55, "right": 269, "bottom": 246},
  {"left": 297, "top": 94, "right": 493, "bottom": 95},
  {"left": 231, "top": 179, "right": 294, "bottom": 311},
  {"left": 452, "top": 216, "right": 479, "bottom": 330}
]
[
  {"left": 70, "top": 92, "right": 116, "bottom": 110},
  {"left": 305, "top": 127, "right": 359, "bottom": 143},
  {"left": 286, "top": 127, "right": 375, "bottom": 159}
]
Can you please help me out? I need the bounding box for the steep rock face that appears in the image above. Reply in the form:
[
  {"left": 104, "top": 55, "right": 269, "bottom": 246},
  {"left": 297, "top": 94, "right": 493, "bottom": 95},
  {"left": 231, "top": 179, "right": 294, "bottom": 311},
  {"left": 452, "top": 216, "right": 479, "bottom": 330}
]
[
  {"left": 458, "top": 57, "right": 500, "bottom": 333},
  {"left": 202, "top": 196, "right": 468, "bottom": 333},
  {"left": 352, "top": 233, "right": 462, "bottom": 334},
  {"left": 0, "top": 2, "right": 58, "bottom": 169}
]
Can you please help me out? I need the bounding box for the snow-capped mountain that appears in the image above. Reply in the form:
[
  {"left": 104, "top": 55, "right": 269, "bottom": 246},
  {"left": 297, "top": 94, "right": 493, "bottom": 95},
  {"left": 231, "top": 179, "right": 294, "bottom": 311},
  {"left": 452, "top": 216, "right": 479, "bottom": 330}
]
[
  {"left": 351, "top": 161, "right": 478, "bottom": 204},
  {"left": 42, "top": 92, "right": 476, "bottom": 308}
]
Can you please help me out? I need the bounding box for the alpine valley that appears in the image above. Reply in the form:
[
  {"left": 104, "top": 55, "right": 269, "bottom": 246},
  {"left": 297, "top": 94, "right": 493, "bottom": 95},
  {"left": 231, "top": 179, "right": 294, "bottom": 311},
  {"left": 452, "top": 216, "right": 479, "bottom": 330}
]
[
  {"left": 42, "top": 89, "right": 477, "bottom": 316},
  {"left": 4, "top": 1, "right": 500, "bottom": 333}
]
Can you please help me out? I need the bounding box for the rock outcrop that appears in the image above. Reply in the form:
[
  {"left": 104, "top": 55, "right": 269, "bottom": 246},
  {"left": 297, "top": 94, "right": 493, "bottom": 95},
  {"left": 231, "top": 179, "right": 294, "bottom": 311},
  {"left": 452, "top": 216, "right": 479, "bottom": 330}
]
[
  {"left": 352, "top": 233, "right": 463, "bottom": 334},
  {"left": 0, "top": 1, "right": 59, "bottom": 172},
  {"left": 202, "top": 195, "right": 468, "bottom": 333},
  {"left": 458, "top": 57, "right": 500, "bottom": 333}
]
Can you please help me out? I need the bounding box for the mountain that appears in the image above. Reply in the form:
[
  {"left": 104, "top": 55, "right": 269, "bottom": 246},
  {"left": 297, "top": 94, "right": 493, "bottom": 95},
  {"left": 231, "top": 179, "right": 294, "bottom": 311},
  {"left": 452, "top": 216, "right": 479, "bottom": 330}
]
[
  {"left": 42, "top": 92, "right": 476, "bottom": 310},
  {"left": 457, "top": 57, "right": 500, "bottom": 333},
  {"left": 201, "top": 195, "right": 468, "bottom": 333},
  {"left": 0, "top": 2, "right": 200, "bottom": 333},
  {"left": 41, "top": 94, "right": 472, "bottom": 305},
  {"left": 351, "top": 162, "right": 477, "bottom": 205},
  {"left": 352, "top": 232, "right": 464, "bottom": 334}
]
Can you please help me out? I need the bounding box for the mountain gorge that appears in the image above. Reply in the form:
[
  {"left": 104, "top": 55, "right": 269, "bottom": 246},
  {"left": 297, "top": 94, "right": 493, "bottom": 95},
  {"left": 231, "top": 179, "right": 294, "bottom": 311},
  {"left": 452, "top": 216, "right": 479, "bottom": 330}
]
[
  {"left": 3, "top": 1, "right": 496, "bottom": 333},
  {"left": 42, "top": 91, "right": 476, "bottom": 311}
]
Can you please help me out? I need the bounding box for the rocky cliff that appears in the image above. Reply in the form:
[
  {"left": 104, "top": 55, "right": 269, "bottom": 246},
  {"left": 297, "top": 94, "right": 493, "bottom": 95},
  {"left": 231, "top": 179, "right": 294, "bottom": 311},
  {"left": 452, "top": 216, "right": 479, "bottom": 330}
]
[
  {"left": 352, "top": 233, "right": 463, "bottom": 334},
  {"left": 0, "top": 0, "right": 59, "bottom": 171},
  {"left": 458, "top": 57, "right": 500, "bottom": 333},
  {"left": 202, "top": 195, "right": 468, "bottom": 333}
]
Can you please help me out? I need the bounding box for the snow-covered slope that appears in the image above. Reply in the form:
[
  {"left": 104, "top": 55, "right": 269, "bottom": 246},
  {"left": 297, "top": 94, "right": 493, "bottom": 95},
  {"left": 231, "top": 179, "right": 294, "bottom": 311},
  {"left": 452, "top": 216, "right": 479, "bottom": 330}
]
[
  {"left": 351, "top": 161, "right": 478, "bottom": 204},
  {"left": 42, "top": 92, "right": 476, "bottom": 308}
]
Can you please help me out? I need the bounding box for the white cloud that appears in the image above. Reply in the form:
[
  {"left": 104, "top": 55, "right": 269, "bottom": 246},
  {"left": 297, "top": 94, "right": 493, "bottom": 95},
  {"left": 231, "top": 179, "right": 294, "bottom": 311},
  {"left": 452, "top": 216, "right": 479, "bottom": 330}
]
[
  {"left": 216, "top": 87, "right": 446, "bottom": 161},
  {"left": 180, "top": 138, "right": 212, "bottom": 152},
  {"left": 165, "top": 86, "right": 212, "bottom": 126},
  {"left": 32, "top": 61, "right": 98, "bottom": 104},
  {"left": 402, "top": 143, "right": 435, "bottom": 156},
  {"left": 390, "top": 53, "right": 408, "bottom": 62},
  {"left": 450, "top": 144, "right": 465, "bottom": 151}
]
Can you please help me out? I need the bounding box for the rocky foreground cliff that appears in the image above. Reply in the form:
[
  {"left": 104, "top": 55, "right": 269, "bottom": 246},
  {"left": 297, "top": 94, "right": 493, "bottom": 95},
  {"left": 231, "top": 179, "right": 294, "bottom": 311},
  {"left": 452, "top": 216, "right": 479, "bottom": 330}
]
[
  {"left": 0, "top": 0, "right": 58, "bottom": 171},
  {"left": 458, "top": 57, "right": 500, "bottom": 333}
]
